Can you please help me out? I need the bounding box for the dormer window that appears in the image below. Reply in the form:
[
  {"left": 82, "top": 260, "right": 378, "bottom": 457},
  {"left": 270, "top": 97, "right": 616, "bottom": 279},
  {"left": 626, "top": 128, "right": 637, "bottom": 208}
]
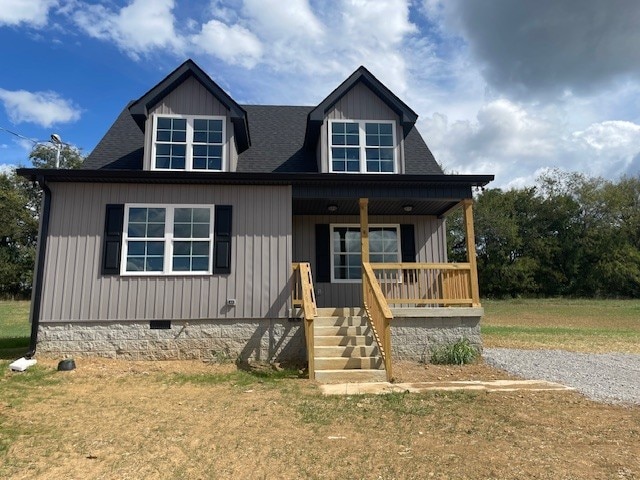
[
  {"left": 152, "top": 114, "right": 225, "bottom": 171},
  {"left": 329, "top": 120, "right": 396, "bottom": 173}
]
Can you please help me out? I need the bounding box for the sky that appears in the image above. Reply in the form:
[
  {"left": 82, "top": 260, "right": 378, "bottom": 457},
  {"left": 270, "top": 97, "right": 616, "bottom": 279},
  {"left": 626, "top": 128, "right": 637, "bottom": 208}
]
[{"left": 1, "top": 0, "right": 640, "bottom": 188}]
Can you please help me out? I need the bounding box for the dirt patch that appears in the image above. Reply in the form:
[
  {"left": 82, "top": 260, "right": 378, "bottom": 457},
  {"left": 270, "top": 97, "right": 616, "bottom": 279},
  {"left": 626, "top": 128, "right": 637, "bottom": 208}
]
[{"left": 1, "top": 357, "right": 639, "bottom": 479}]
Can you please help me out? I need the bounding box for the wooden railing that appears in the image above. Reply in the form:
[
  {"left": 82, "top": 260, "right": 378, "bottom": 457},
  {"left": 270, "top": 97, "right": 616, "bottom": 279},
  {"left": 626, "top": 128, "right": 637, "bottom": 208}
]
[
  {"left": 369, "top": 262, "right": 480, "bottom": 307},
  {"left": 362, "top": 262, "right": 393, "bottom": 381},
  {"left": 292, "top": 262, "right": 317, "bottom": 379}
]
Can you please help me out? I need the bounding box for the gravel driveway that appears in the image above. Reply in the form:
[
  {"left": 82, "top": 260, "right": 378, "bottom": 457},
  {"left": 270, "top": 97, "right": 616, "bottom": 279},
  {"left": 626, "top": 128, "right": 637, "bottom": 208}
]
[{"left": 483, "top": 348, "right": 640, "bottom": 405}]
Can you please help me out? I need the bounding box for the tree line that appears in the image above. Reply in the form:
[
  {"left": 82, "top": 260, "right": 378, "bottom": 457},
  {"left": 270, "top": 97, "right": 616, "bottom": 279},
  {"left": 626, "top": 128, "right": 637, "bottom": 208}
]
[
  {"left": 449, "top": 170, "right": 640, "bottom": 298},
  {"left": 0, "top": 145, "right": 84, "bottom": 299}
]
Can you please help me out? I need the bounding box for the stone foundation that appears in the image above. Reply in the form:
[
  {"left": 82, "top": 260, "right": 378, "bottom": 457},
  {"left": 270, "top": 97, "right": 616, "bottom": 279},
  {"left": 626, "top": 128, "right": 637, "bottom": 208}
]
[
  {"left": 390, "top": 308, "right": 483, "bottom": 362},
  {"left": 37, "top": 319, "right": 305, "bottom": 363}
]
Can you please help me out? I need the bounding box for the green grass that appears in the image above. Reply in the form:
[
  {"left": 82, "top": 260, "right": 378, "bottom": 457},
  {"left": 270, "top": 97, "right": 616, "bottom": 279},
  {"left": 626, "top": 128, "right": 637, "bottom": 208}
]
[
  {"left": 482, "top": 298, "right": 640, "bottom": 353},
  {"left": 430, "top": 338, "right": 479, "bottom": 365},
  {"left": 168, "top": 366, "right": 304, "bottom": 388},
  {"left": 0, "top": 301, "right": 30, "bottom": 357}
]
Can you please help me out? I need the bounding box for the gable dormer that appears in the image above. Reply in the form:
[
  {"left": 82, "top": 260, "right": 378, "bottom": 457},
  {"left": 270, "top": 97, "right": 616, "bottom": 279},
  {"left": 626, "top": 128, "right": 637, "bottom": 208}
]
[
  {"left": 304, "top": 66, "right": 418, "bottom": 174},
  {"left": 128, "top": 59, "right": 250, "bottom": 172}
]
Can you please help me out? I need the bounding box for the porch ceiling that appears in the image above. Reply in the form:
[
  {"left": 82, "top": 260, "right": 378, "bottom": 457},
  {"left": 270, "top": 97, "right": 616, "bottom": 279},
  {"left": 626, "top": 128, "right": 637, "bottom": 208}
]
[{"left": 292, "top": 198, "right": 460, "bottom": 216}]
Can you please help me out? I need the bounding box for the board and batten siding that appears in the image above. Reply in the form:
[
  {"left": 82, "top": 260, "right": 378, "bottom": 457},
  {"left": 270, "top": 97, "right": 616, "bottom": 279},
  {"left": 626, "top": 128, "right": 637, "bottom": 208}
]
[
  {"left": 292, "top": 214, "right": 446, "bottom": 307},
  {"left": 142, "top": 76, "right": 238, "bottom": 171},
  {"left": 320, "top": 82, "right": 405, "bottom": 173},
  {"left": 40, "top": 183, "right": 292, "bottom": 323}
]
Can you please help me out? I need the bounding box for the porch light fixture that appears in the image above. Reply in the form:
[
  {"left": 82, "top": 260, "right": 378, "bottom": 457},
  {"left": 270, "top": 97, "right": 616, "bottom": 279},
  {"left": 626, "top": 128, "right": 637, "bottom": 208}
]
[
  {"left": 327, "top": 204, "right": 338, "bottom": 212},
  {"left": 402, "top": 204, "right": 413, "bottom": 212}
]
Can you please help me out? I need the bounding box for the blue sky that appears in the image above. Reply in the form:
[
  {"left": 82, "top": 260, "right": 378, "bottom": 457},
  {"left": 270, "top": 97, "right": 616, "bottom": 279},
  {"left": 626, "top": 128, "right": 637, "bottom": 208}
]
[{"left": 1, "top": 0, "right": 640, "bottom": 188}]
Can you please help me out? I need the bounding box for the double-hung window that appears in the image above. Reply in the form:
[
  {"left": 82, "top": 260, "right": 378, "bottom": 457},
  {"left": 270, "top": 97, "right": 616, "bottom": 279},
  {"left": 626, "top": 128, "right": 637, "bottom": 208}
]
[
  {"left": 122, "top": 205, "right": 214, "bottom": 275},
  {"left": 153, "top": 115, "right": 225, "bottom": 171},
  {"left": 331, "top": 225, "right": 400, "bottom": 282},
  {"left": 330, "top": 120, "right": 396, "bottom": 173}
]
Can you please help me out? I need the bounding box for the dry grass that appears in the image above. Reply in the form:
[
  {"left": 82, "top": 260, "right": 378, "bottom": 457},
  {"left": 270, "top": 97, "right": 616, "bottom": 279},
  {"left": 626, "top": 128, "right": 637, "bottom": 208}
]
[
  {"left": 1, "top": 357, "right": 639, "bottom": 479},
  {"left": 1, "top": 299, "right": 640, "bottom": 478}
]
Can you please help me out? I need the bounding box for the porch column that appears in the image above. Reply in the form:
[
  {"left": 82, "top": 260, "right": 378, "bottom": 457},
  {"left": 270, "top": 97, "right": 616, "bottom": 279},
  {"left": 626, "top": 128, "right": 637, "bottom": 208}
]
[
  {"left": 462, "top": 199, "right": 481, "bottom": 307},
  {"left": 359, "top": 198, "right": 369, "bottom": 302},
  {"left": 359, "top": 198, "right": 369, "bottom": 261}
]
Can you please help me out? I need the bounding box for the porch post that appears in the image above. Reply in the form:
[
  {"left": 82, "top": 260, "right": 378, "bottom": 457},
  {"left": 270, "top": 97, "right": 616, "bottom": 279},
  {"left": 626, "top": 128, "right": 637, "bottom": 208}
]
[
  {"left": 462, "top": 199, "right": 481, "bottom": 307},
  {"left": 359, "top": 198, "right": 369, "bottom": 301},
  {"left": 359, "top": 198, "right": 369, "bottom": 261}
]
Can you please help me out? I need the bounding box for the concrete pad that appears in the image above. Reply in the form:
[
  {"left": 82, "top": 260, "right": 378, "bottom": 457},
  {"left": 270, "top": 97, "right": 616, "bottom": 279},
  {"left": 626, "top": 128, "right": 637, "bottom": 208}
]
[{"left": 319, "top": 379, "right": 574, "bottom": 396}]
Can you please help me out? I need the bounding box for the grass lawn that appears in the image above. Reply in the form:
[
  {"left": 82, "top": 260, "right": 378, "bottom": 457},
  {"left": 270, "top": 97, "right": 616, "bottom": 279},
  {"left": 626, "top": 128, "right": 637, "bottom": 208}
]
[
  {"left": 0, "top": 299, "right": 638, "bottom": 479},
  {"left": 0, "top": 301, "right": 30, "bottom": 358},
  {"left": 482, "top": 298, "right": 640, "bottom": 353}
]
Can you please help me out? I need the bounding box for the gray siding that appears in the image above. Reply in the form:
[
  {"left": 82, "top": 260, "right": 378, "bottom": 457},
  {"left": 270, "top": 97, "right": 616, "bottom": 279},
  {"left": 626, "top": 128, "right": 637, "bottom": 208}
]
[
  {"left": 143, "top": 76, "right": 238, "bottom": 171},
  {"left": 320, "top": 82, "right": 404, "bottom": 173},
  {"left": 292, "top": 214, "right": 446, "bottom": 307},
  {"left": 41, "top": 183, "right": 292, "bottom": 323}
]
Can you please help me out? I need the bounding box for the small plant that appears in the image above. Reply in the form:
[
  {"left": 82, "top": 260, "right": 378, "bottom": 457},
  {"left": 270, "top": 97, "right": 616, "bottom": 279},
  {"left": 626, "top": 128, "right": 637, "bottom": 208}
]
[{"left": 430, "top": 339, "right": 478, "bottom": 365}]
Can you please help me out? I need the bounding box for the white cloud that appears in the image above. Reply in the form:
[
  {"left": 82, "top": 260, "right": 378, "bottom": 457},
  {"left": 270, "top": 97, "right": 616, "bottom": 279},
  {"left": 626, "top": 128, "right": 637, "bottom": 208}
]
[
  {"left": 190, "top": 20, "right": 263, "bottom": 68},
  {"left": 0, "top": 88, "right": 81, "bottom": 127},
  {"left": 423, "top": 98, "right": 640, "bottom": 187},
  {"left": 72, "top": 0, "right": 184, "bottom": 60},
  {"left": 0, "top": 163, "right": 15, "bottom": 176},
  {"left": 0, "top": 0, "right": 57, "bottom": 27}
]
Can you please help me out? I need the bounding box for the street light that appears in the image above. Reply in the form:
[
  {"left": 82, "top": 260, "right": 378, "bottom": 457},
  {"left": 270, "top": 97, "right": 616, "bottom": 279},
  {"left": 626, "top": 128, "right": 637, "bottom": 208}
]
[{"left": 50, "top": 133, "right": 63, "bottom": 169}]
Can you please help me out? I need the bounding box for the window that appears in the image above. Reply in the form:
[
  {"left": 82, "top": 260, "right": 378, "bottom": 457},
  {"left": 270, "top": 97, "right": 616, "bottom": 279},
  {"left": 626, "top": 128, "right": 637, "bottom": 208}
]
[
  {"left": 329, "top": 120, "right": 396, "bottom": 173},
  {"left": 330, "top": 225, "right": 400, "bottom": 282},
  {"left": 152, "top": 115, "right": 225, "bottom": 171},
  {"left": 122, "top": 205, "right": 214, "bottom": 275}
]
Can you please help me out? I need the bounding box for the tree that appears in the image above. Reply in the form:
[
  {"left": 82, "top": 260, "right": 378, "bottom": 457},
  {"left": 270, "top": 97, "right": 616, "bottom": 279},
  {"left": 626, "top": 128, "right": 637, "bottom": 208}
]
[
  {"left": 29, "top": 143, "right": 84, "bottom": 169},
  {"left": 0, "top": 172, "right": 38, "bottom": 298},
  {"left": 0, "top": 143, "right": 85, "bottom": 297}
]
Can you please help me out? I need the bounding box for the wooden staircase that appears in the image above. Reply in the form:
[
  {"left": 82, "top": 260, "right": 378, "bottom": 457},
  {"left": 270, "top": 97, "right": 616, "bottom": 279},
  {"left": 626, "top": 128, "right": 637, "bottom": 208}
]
[{"left": 312, "top": 308, "right": 387, "bottom": 383}]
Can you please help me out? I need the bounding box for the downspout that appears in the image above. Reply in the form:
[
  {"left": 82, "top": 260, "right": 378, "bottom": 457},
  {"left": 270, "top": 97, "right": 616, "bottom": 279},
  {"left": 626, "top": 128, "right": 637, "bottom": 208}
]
[{"left": 26, "top": 176, "right": 51, "bottom": 359}]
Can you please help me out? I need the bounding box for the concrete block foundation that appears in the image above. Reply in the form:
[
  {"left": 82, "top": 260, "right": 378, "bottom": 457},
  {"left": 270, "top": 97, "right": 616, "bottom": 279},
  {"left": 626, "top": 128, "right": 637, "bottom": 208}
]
[
  {"left": 390, "top": 307, "right": 483, "bottom": 362},
  {"left": 37, "top": 318, "right": 306, "bottom": 363}
]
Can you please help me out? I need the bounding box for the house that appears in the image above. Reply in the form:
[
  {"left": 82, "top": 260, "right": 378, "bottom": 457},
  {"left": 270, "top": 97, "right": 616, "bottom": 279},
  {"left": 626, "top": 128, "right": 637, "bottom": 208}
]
[{"left": 19, "top": 59, "right": 493, "bottom": 381}]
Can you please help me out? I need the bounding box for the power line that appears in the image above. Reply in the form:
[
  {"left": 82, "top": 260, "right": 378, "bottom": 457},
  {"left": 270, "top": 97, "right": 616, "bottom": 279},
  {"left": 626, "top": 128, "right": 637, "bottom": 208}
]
[{"left": 0, "top": 126, "right": 38, "bottom": 145}]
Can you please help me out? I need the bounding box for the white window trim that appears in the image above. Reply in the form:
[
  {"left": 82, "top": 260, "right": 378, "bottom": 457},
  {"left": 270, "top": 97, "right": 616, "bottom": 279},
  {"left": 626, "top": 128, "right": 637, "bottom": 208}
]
[
  {"left": 328, "top": 119, "right": 398, "bottom": 174},
  {"left": 121, "top": 204, "right": 215, "bottom": 276},
  {"left": 151, "top": 114, "right": 227, "bottom": 172},
  {"left": 330, "top": 223, "right": 402, "bottom": 283}
]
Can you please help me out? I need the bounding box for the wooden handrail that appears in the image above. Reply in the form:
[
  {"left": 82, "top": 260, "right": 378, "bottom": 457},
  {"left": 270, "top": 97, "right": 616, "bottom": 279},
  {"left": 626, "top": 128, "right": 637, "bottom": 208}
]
[
  {"left": 369, "top": 262, "right": 480, "bottom": 307},
  {"left": 362, "top": 262, "right": 393, "bottom": 381},
  {"left": 292, "top": 262, "right": 317, "bottom": 379}
]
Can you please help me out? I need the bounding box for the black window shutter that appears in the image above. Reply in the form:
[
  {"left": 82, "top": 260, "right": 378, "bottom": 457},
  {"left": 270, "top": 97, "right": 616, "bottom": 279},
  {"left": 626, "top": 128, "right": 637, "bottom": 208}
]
[
  {"left": 400, "top": 224, "right": 416, "bottom": 262},
  {"left": 102, "top": 204, "right": 124, "bottom": 275},
  {"left": 315, "top": 224, "right": 330, "bottom": 282},
  {"left": 213, "top": 205, "right": 232, "bottom": 274}
]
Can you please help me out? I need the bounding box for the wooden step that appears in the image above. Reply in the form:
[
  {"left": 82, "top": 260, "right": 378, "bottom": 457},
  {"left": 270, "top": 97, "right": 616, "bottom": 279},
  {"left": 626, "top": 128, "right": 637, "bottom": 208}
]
[
  {"left": 315, "top": 307, "right": 365, "bottom": 317},
  {"left": 315, "top": 369, "right": 387, "bottom": 383},
  {"left": 314, "top": 335, "right": 374, "bottom": 347},
  {"left": 314, "top": 325, "right": 370, "bottom": 336},
  {"left": 313, "top": 316, "right": 368, "bottom": 327},
  {"left": 315, "top": 356, "right": 383, "bottom": 370},
  {"left": 313, "top": 345, "right": 379, "bottom": 358}
]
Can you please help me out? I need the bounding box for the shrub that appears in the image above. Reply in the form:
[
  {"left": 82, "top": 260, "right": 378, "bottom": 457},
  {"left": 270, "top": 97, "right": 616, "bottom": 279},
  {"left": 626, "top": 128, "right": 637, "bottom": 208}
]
[{"left": 430, "top": 339, "right": 479, "bottom": 365}]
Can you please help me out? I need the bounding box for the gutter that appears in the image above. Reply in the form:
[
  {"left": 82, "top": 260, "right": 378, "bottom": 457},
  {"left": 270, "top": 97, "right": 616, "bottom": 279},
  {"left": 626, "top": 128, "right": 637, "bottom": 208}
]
[{"left": 26, "top": 176, "right": 51, "bottom": 358}]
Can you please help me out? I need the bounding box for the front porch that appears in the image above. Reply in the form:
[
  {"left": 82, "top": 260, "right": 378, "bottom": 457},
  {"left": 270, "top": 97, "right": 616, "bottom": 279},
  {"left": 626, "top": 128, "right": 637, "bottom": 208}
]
[{"left": 292, "top": 196, "right": 483, "bottom": 382}]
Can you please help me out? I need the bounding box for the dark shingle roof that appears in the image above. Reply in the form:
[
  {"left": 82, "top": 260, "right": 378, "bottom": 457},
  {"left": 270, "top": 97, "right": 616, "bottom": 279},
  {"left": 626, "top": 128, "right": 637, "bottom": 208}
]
[
  {"left": 84, "top": 103, "right": 144, "bottom": 170},
  {"left": 84, "top": 105, "right": 442, "bottom": 175},
  {"left": 237, "top": 105, "right": 316, "bottom": 172},
  {"left": 404, "top": 125, "right": 442, "bottom": 174}
]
